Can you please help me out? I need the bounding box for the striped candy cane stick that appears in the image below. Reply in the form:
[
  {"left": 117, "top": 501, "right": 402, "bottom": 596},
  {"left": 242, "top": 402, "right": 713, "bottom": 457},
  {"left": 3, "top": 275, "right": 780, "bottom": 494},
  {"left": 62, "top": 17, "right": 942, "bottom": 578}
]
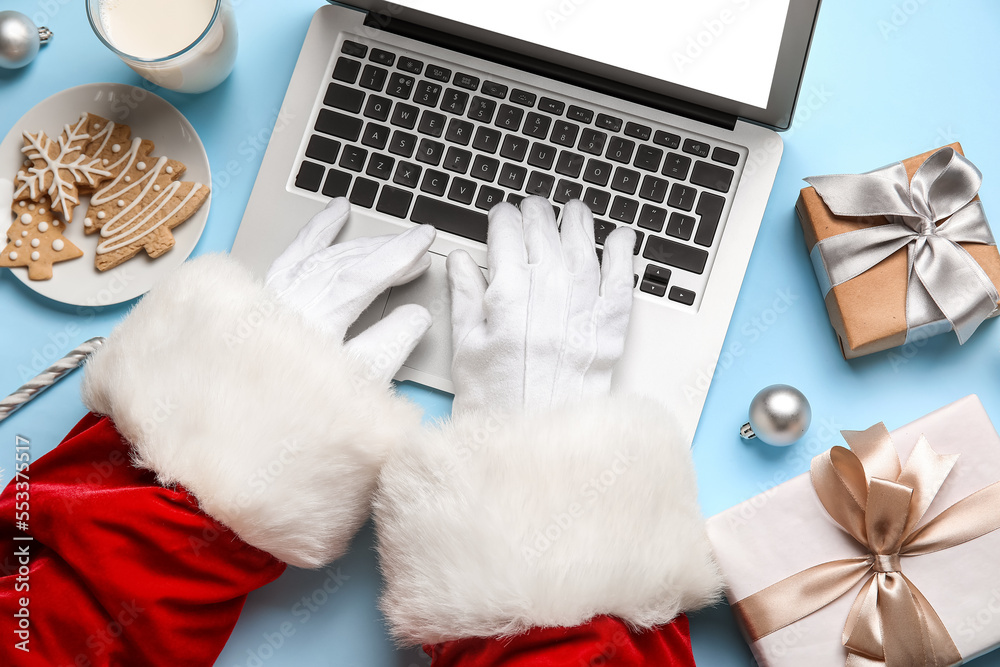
[{"left": 0, "top": 337, "right": 106, "bottom": 423}]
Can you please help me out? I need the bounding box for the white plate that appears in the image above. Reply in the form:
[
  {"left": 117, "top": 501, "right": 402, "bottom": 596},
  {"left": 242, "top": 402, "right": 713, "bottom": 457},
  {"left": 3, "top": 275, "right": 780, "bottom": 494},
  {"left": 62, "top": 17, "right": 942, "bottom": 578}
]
[{"left": 1, "top": 83, "right": 211, "bottom": 307}]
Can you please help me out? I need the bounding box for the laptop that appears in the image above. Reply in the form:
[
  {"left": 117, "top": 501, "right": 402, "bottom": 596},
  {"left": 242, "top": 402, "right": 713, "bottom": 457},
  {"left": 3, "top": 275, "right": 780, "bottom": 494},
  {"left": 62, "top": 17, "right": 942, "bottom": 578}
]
[{"left": 233, "top": 0, "right": 822, "bottom": 444}]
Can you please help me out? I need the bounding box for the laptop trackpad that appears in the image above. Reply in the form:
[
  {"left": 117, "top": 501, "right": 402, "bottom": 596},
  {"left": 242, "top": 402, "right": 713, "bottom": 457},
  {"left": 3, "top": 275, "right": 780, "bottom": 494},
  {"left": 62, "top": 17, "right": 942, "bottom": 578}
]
[{"left": 383, "top": 251, "right": 453, "bottom": 380}]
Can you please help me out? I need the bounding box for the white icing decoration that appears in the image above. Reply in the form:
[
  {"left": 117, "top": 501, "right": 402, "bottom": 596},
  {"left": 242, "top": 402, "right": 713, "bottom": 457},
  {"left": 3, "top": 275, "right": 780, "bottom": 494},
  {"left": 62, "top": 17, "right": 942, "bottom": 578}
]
[
  {"left": 20, "top": 214, "right": 31, "bottom": 224},
  {"left": 53, "top": 221, "right": 59, "bottom": 226},
  {"left": 103, "top": 159, "right": 109, "bottom": 165},
  {"left": 124, "top": 176, "right": 131, "bottom": 182},
  {"left": 38, "top": 208, "right": 45, "bottom": 215},
  {"left": 52, "top": 239, "right": 64, "bottom": 251},
  {"left": 20, "top": 231, "right": 27, "bottom": 238},
  {"left": 112, "top": 144, "right": 121, "bottom": 152},
  {"left": 37, "top": 222, "right": 48, "bottom": 232},
  {"left": 97, "top": 211, "right": 106, "bottom": 219},
  {"left": 28, "top": 204, "right": 35, "bottom": 210},
  {"left": 153, "top": 184, "right": 161, "bottom": 192},
  {"left": 18, "top": 200, "right": 25, "bottom": 207},
  {"left": 118, "top": 200, "right": 126, "bottom": 207},
  {"left": 85, "top": 217, "right": 93, "bottom": 227},
  {"left": 30, "top": 252, "right": 39, "bottom": 261},
  {"left": 166, "top": 166, "right": 173, "bottom": 174},
  {"left": 30, "top": 238, "right": 39, "bottom": 248},
  {"left": 14, "top": 240, "right": 21, "bottom": 247},
  {"left": 137, "top": 162, "right": 146, "bottom": 170},
  {"left": 94, "top": 123, "right": 101, "bottom": 129},
  {"left": 8, "top": 252, "right": 17, "bottom": 260}
]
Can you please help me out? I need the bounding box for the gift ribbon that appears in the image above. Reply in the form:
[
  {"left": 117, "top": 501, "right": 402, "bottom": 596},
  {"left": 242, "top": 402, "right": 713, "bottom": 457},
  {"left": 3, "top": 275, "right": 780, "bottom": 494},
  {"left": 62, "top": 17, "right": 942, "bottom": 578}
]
[
  {"left": 732, "top": 424, "right": 1000, "bottom": 667},
  {"left": 806, "top": 147, "right": 999, "bottom": 343}
]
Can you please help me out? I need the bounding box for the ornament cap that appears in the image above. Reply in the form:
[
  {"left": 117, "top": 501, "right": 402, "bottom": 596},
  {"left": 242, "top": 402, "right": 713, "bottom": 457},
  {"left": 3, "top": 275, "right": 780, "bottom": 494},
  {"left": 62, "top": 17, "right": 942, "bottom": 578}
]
[{"left": 38, "top": 26, "right": 52, "bottom": 43}]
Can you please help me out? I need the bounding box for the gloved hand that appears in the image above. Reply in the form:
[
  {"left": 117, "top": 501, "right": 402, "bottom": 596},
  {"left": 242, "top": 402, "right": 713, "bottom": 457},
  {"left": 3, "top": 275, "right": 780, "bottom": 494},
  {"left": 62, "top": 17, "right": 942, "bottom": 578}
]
[{"left": 446, "top": 197, "right": 635, "bottom": 414}]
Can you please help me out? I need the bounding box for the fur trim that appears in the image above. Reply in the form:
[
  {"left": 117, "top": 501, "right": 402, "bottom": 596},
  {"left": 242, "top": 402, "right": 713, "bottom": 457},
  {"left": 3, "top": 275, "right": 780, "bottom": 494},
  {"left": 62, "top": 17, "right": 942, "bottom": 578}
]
[
  {"left": 374, "top": 397, "right": 723, "bottom": 644},
  {"left": 81, "top": 254, "right": 421, "bottom": 569}
]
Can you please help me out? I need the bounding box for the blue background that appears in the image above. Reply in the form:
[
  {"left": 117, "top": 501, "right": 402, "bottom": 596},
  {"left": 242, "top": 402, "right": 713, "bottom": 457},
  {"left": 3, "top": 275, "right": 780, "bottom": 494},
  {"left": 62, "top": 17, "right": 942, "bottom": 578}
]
[{"left": 2, "top": 0, "right": 1000, "bottom": 664}]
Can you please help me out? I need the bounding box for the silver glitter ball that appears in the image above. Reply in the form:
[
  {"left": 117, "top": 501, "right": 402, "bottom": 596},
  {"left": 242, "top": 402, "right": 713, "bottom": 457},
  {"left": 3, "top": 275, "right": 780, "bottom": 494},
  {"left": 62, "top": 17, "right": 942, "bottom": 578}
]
[
  {"left": 740, "top": 384, "right": 812, "bottom": 447},
  {"left": 0, "top": 11, "right": 51, "bottom": 70}
]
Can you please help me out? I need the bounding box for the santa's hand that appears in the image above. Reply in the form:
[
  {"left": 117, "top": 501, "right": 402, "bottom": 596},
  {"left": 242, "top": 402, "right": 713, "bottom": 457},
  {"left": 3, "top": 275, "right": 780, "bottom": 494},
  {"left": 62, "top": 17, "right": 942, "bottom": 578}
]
[
  {"left": 266, "top": 198, "right": 436, "bottom": 383},
  {"left": 448, "top": 197, "right": 635, "bottom": 415}
]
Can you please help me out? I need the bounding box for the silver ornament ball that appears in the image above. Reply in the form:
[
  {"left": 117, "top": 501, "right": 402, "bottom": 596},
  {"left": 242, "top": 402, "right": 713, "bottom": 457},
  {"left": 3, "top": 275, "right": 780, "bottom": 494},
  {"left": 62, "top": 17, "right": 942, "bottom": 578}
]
[
  {"left": 0, "top": 11, "right": 51, "bottom": 70},
  {"left": 740, "top": 384, "right": 812, "bottom": 447}
]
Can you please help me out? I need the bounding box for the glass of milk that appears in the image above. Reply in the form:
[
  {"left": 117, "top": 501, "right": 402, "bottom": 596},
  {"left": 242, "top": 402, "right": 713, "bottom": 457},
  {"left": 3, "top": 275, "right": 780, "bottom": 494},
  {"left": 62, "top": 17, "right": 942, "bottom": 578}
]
[{"left": 87, "top": 0, "right": 238, "bottom": 94}]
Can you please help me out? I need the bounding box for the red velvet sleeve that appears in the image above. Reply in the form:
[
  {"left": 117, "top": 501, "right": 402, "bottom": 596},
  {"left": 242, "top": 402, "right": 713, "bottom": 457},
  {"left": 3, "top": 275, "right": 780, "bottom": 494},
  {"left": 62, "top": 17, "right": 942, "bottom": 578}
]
[
  {"left": 424, "top": 615, "right": 696, "bottom": 667},
  {"left": 0, "top": 413, "right": 287, "bottom": 666}
]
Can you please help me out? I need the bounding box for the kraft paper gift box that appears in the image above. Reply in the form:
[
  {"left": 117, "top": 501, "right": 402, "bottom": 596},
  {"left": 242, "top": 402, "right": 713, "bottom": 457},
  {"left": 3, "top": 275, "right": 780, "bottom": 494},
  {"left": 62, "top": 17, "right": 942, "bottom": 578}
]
[
  {"left": 706, "top": 395, "right": 1000, "bottom": 666},
  {"left": 796, "top": 143, "right": 1000, "bottom": 359}
]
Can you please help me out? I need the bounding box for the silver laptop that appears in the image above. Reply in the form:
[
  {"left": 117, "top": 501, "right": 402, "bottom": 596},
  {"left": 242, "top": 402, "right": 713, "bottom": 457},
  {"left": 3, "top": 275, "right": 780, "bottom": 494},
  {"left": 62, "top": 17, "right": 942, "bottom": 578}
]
[{"left": 233, "top": 0, "right": 821, "bottom": 444}]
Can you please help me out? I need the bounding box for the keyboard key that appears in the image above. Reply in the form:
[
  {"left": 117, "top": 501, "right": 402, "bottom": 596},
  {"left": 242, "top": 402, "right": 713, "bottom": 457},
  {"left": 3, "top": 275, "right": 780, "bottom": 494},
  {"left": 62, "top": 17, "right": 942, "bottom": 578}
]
[
  {"left": 472, "top": 127, "right": 502, "bottom": 153},
  {"left": 594, "top": 219, "right": 616, "bottom": 245},
  {"left": 426, "top": 64, "right": 451, "bottom": 82},
  {"left": 359, "top": 65, "right": 388, "bottom": 91},
  {"left": 361, "top": 123, "right": 390, "bottom": 150},
  {"left": 388, "top": 130, "right": 417, "bottom": 157},
  {"left": 637, "top": 204, "right": 667, "bottom": 232},
  {"left": 325, "top": 83, "right": 365, "bottom": 113},
  {"left": 498, "top": 163, "right": 527, "bottom": 190},
  {"left": 653, "top": 130, "right": 680, "bottom": 149},
  {"left": 370, "top": 48, "right": 395, "bottom": 67},
  {"left": 441, "top": 88, "right": 470, "bottom": 115},
  {"left": 414, "top": 81, "right": 442, "bottom": 106},
  {"left": 443, "top": 147, "right": 472, "bottom": 173},
  {"left": 525, "top": 171, "right": 555, "bottom": 197},
  {"left": 567, "top": 105, "right": 594, "bottom": 123},
  {"left": 555, "top": 151, "right": 584, "bottom": 178},
  {"left": 624, "top": 122, "right": 652, "bottom": 141},
  {"left": 690, "top": 161, "right": 735, "bottom": 193},
  {"left": 448, "top": 177, "right": 477, "bottom": 205},
  {"left": 316, "top": 109, "right": 363, "bottom": 141},
  {"left": 583, "top": 188, "right": 611, "bottom": 216},
  {"left": 377, "top": 185, "right": 413, "bottom": 218},
  {"left": 418, "top": 110, "right": 446, "bottom": 137},
  {"left": 495, "top": 104, "right": 524, "bottom": 131},
  {"left": 341, "top": 40, "right": 367, "bottom": 58},
  {"left": 471, "top": 155, "right": 500, "bottom": 182},
  {"left": 322, "top": 167, "right": 352, "bottom": 198},
  {"left": 527, "top": 143, "right": 556, "bottom": 170},
  {"left": 610, "top": 195, "right": 638, "bottom": 223},
  {"left": 446, "top": 118, "right": 475, "bottom": 145},
  {"left": 662, "top": 152, "right": 692, "bottom": 179},
  {"left": 350, "top": 177, "right": 379, "bottom": 207},
  {"left": 682, "top": 138, "right": 710, "bottom": 157},
  {"left": 500, "top": 135, "right": 529, "bottom": 162},
  {"left": 295, "top": 161, "right": 324, "bottom": 192},
  {"left": 390, "top": 103, "right": 419, "bottom": 129},
  {"left": 332, "top": 57, "right": 361, "bottom": 83},
  {"left": 366, "top": 153, "right": 395, "bottom": 180},
  {"left": 393, "top": 161, "right": 422, "bottom": 188},
  {"left": 666, "top": 212, "right": 695, "bottom": 240},
  {"left": 510, "top": 89, "right": 537, "bottom": 106},
  {"left": 578, "top": 128, "right": 608, "bottom": 156},
  {"left": 611, "top": 167, "right": 640, "bottom": 195},
  {"left": 455, "top": 72, "right": 480, "bottom": 90},
  {"left": 523, "top": 112, "right": 552, "bottom": 139},
  {"left": 667, "top": 184, "right": 696, "bottom": 211},
  {"left": 631, "top": 230, "right": 645, "bottom": 255},
  {"left": 416, "top": 138, "right": 444, "bottom": 165},
  {"left": 507, "top": 193, "right": 525, "bottom": 207},
  {"left": 644, "top": 264, "right": 671, "bottom": 284},
  {"left": 306, "top": 135, "right": 340, "bottom": 164},
  {"left": 468, "top": 96, "right": 497, "bottom": 123},
  {"left": 634, "top": 145, "right": 663, "bottom": 172},
  {"left": 364, "top": 95, "right": 392, "bottom": 121},
  {"left": 583, "top": 159, "right": 612, "bottom": 186},
  {"left": 694, "top": 192, "right": 726, "bottom": 247},
  {"left": 669, "top": 286, "right": 696, "bottom": 305},
  {"left": 397, "top": 56, "right": 423, "bottom": 74},
  {"left": 420, "top": 169, "right": 449, "bottom": 196},
  {"left": 643, "top": 236, "right": 708, "bottom": 274},
  {"left": 640, "top": 279, "right": 666, "bottom": 297},
  {"left": 607, "top": 137, "right": 635, "bottom": 164},
  {"left": 386, "top": 72, "right": 414, "bottom": 99},
  {"left": 539, "top": 97, "right": 565, "bottom": 115},
  {"left": 550, "top": 121, "right": 580, "bottom": 148},
  {"left": 481, "top": 80, "right": 507, "bottom": 98},
  {"left": 476, "top": 186, "right": 505, "bottom": 211},
  {"left": 596, "top": 113, "right": 623, "bottom": 132},
  {"left": 639, "top": 175, "right": 668, "bottom": 203},
  {"left": 411, "top": 196, "right": 488, "bottom": 242},
  {"left": 712, "top": 147, "right": 740, "bottom": 166},
  {"left": 340, "top": 146, "right": 368, "bottom": 172},
  {"left": 554, "top": 179, "right": 584, "bottom": 204}
]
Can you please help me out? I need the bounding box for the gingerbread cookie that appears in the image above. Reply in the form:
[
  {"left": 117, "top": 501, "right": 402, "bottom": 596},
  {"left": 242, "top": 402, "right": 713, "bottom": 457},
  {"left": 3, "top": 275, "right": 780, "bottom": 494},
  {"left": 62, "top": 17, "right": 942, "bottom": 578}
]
[
  {"left": 1, "top": 197, "right": 84, "bottom": 280},
  {"left": 79, "top": 113, "right": 133, "bottom": 196}
]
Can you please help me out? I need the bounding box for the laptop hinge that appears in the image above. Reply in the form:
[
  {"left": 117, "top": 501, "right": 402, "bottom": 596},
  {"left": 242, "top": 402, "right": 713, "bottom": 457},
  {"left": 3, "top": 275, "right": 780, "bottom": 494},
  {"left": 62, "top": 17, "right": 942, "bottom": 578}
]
[{"left": 363, "top": 12, "right": 738, "bottom": 131}]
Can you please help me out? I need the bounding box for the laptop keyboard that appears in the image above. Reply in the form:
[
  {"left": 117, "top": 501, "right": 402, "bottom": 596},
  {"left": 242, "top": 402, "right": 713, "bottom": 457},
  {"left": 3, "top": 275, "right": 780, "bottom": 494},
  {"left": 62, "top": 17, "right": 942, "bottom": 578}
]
[{"left": 294, "top": 39, "right": 745, "bottom": 308}]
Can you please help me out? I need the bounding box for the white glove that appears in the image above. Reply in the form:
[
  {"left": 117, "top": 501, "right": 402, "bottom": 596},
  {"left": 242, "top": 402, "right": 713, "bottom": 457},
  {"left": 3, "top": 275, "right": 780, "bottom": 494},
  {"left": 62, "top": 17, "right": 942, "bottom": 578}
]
[
  {"left": 446, "top": 196, "right": 636, "bottom": 415},
  {"left": 266, "top": 198, "right": 437, "bottom": 383}
]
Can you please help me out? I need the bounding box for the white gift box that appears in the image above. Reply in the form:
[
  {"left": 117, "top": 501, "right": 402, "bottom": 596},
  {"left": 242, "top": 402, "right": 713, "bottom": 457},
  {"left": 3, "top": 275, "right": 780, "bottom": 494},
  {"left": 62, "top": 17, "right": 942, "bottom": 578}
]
[{"left": 706, "top": 395, "right": 1000, "bottom": 666}]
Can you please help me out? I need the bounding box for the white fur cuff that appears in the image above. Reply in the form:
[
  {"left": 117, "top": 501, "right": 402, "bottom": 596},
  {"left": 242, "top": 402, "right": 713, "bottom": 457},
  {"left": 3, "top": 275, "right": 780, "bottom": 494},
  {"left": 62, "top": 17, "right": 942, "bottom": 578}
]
[
  {"left": 374, "top": 397, "right": 723, "bottom": 645},
  {"left": 81, "top": 254, "right": 421, "bottom": 569}
]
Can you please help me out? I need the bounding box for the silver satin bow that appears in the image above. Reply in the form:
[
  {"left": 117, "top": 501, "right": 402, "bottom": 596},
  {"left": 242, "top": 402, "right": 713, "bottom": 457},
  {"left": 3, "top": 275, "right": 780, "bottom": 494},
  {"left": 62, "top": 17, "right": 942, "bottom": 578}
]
[{"left": 806, "top": 147, "right": 999, "bottom": 343}]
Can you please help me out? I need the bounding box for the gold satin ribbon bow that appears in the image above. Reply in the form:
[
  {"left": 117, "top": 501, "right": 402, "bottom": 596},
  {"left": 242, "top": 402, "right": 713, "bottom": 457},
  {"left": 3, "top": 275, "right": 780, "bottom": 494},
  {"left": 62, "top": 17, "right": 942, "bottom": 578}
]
[{"left": 732, "top": 424, "right": 1000, "bottom": 667}]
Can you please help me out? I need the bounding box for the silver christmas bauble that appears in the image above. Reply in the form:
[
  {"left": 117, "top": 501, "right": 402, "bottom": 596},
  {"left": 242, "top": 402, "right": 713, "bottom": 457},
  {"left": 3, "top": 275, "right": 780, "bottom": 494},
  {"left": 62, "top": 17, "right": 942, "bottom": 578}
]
[
  {"left": 740, "top": 384, "right": 811, "bottom": 447},
  {"left": 0, "top": 11, "right": 51, "bottom": 70}
]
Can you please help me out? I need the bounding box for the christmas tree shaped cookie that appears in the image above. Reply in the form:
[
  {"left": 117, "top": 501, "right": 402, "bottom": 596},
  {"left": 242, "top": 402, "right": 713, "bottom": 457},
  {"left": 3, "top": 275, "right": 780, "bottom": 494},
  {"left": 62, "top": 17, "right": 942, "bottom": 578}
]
[
  {"left": 84, "top": 138, "right": 209, "bottom": 271},
  {"left": 1, "top": 197, "right": 84, "bottom": 280}
]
